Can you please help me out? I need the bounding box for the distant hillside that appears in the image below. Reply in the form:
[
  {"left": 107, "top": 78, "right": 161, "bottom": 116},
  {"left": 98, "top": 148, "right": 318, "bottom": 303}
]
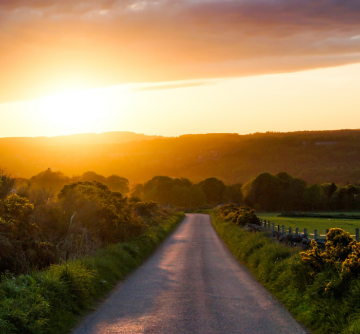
[
  {"left": 0, "top": 131, "right": 161, "bottom": 146},
  {"left": 1, "top": 130, "right": 360, "bottom": 185}
]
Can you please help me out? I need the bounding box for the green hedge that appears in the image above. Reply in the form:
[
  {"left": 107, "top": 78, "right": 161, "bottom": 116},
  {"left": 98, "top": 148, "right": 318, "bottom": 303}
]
[
  {"left": 210, "top": 210, "right": 360, "bottom": 334},
  {"left": 0, "top": 212, "right": 185, "bottom": 334}
]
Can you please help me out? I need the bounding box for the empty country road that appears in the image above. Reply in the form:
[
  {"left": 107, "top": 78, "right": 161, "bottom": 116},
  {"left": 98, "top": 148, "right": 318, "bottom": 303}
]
[{"left": 72, "top": 214, "right": 308, "bottom": 334}]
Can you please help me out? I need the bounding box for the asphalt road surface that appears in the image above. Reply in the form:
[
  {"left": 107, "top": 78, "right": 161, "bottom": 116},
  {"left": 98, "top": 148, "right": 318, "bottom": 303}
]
[{"left": 72, "top": 214, "right": 308, "bottom": 334}]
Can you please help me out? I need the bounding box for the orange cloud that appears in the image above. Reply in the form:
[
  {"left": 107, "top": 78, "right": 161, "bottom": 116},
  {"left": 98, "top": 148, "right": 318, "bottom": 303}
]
[{"left": 1, "top": 0, "right": 360, "bottom": 103}]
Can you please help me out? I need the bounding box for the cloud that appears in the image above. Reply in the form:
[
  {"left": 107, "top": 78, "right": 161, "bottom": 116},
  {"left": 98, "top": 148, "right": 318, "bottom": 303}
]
[{"left": 1, "top": 0, "right": 360, "bottom": 103}]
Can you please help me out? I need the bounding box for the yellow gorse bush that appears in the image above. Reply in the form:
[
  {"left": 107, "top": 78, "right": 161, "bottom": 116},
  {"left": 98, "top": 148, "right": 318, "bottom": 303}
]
[{"left": 300, "top": 228, "right": 360, "bottom": 277}]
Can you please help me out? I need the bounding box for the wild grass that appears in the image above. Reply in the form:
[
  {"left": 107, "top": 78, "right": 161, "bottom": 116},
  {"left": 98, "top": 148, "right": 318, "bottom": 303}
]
[
  {"left": 258, "top": 212, "right": 360, "bottom": 236},
  {"left": 0, "top": 212, "right": 184, "bottom": 334},
  {"left": 211, "top": 210, "right": 360, "bottom": 334}
]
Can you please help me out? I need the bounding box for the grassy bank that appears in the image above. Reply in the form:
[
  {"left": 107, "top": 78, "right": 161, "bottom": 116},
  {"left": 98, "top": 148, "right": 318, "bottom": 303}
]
[
  {"left": 210, "top": 210, "right": 360, "bottom": 334},
  {"left": 258, "top": 212, "right": 360, "bottom": 236},
  {"left": 0, "top": 212, "right": 185, "bottom": 334}
]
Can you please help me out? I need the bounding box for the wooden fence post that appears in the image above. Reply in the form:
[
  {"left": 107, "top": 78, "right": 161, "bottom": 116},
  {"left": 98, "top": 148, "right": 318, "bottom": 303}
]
[
  {"left": 304, "top": 228, "right": 308, "bottom": 237},
  {"left": 282, "top": 225, "right": 285, "bottom": 233},
  {"left": 289, "top": 227, "right": 292, "bottom": 234},
  {"left": 314, "top": 229, "right": 318, "bottom": 240},
  {"left": 277, "top": 224, "right": 280, "bottom": 232},
  {"left": 272, "top": 222, "right": 275, "bottom": 232},
  {"left": 264, "top": 220, "right": 267, "bottom": 228},
  {"left": 356, "top": 228, "right": 359, "bottom": 242},
  {"left": 268, "top": 221, "right": 271, "bottom": 229},
  {"left": 296, "top": 228, "right": 299, "bottom": 235}
]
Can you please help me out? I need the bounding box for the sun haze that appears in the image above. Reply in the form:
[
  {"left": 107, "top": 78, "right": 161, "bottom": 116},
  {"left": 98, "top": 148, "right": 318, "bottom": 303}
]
[{"left": 1, "top": 0, "right": 360, "bottom": 136}]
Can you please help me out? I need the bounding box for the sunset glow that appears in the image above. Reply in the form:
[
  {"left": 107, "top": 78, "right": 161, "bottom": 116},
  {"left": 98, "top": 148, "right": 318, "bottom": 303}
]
[
  {"left": 0, "top": 0, "right": 360, "bottom": 136},
  {"left": 35, "top": 90, "right": 113, "bottom": 136}
]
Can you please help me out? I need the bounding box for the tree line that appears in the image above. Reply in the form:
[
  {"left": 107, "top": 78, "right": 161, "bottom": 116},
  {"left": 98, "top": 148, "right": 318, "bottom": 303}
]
[
  {"left": 134, "top": 172, "right": 359, "bottom": 211},
  {"left": 10, "top": 167, "right": 360, "bottom": 212},
  {"left": 1, "top": 166, "right": 360, "bottom": 275}
]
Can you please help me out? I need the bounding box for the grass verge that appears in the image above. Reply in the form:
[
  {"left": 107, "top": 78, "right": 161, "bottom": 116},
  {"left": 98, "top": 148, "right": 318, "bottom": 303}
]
[
  {"left": 0, "top": 212, "right": 185, "bottom": 334},
  {"left": 210, "top": 209, "right": 360, "bottom": 334}
]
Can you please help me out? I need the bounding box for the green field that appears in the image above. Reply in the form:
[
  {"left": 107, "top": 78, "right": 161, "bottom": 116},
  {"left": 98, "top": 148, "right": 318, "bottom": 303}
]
[{"left": 257, "top": 212, "right": 360, "bottom": 238}]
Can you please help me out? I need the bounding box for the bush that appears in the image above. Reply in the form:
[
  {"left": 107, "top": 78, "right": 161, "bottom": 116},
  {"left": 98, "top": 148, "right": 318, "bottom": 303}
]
[
  {"left": 219, "top": 203, "right": 238, "bottom": 217},
  {"left": 133, "top": 201, "right": 158, "bottom": 217},
  {"left": 233, "top": 206, "right": 261, "bottom": 226},
  {"left": 300, "top": 228, "right": 356, "bottom": 274},
  {"left": 219, "top": 204, "right": 260, "bottom": 226}
]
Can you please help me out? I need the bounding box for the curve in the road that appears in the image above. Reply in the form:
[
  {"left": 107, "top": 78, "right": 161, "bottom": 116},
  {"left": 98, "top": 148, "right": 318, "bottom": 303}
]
[{"left": 72, "top": 213, "right": 308, "bottom": 334}]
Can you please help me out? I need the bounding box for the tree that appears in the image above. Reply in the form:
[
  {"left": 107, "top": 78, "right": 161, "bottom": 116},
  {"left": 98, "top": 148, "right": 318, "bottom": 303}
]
[
  {"left": 106, "top": 175, "right": 130, "bottom": 194},
  {"left": 222, "top": 183, "right": 243, "bottom": 205},
  {"left": 80, "top": 171, "right": 106, "bottom": 184},
  {"left": 302, "top": 184, "right": 323, "bottom": 211},
  {"left": 0, "top": 169, "right": 15, "bottom": 199},
  {"left": 0, "top": 194, "right": 36, "bottom": 241},
  {"left": 198, "top": 177, "right": 226, "bottom": 205},
  {"left": 144, "top": 176, "right": 173, "bottom": 204},
  {"left": 29, "top": 168, "right": 69, "bottom": 194},
  {"left": 168, "top": 185, "right": 189, "bottom": 207},
  {"left": 0, "top": 194, "right": 54, "bottom": 274},
  {"left": 321, "top": 183, "right": 338, "bottom": 198},
  {"left": 242, "top": 173, "right": 282, "bottom": 211},
  {"left": 276, "top": 172, "right": 307, "bottom": 211},
  {"left": 187, "top": 185, "right": 207, "bottom": 208},
  {"left": 130, "top": 184, "right": 144, "bottom": 200},
  {"left": 168, "top": 184, "right": 206, "bottom": 208},
  {"left": 172, "top": 178, "right": 192, "bottom": 188},
  {"left": 58, "top": 181, "right": 142, "bottom": 242}
]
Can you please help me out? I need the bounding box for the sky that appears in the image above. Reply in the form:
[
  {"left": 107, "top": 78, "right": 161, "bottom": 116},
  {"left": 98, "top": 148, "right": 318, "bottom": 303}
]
[{"left": 1, "top": 0, "right": 360, "bottom": 137}]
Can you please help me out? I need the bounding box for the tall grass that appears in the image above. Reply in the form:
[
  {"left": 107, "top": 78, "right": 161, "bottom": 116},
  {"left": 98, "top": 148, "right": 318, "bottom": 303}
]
[
  {"left": 210, "top": 210, "right": 360, "bottom": 334},
  {"left": 0, "top": 212, "right": 184, "bottom": 334}
]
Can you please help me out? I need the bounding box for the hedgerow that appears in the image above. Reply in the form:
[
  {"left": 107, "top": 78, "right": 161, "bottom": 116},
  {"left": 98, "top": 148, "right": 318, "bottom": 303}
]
[
  {"left": 211, "top": 208, "right": 360, "bottom": 334},
  {"left": 0, "top": 212, "right": 184, "bottom": 334}
]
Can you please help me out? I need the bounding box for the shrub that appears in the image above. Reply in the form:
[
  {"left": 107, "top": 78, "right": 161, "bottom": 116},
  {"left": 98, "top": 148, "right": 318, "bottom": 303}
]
[
  {"left": 300, "top": 239, "right": 325, "bottom": 273},
  {"left": 233, "top": 206, "right": 260, "bottom": 226},
  {"left": 219, "top": 203, "right": 238, "bottom": 217},
  {"left": 300, "top": 228, "right": 356, "bottom": 274},
  {"left": 342, "top": 243, "right": 360, "bottom": 278},
  {"left": 224, "top": 212, "right": 236, "bottom": 222},
  {"left": 218, "top": 204, "right": 260, "bottom": 226},
  {"left": 133, "top": 201, "right": 158, "bottom": 217},
  {"left": 325, "top": 228, "right": 355, "bottom": 263}
]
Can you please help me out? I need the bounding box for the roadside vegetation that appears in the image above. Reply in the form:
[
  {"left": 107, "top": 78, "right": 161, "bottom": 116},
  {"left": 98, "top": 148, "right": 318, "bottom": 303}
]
[
  {"left": 2, "top": 162, "right": 360, "bottom": 333},
  {"left": 0, "top": 212, "right": 184, "bottom": 334},
  {"left": 212, "top": 206, "right": 360, "bottom": 334},
  {"left": 0, "top": 168, "right": 185, "bottom": 333},
  {"left": 1, "top": 169, "right": 174, "bottom": 275}
]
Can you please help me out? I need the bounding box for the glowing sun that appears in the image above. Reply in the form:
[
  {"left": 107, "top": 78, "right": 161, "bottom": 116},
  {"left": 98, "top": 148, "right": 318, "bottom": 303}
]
[{"left": 34, "top": 89, "right": 111, "bottom": 136}]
